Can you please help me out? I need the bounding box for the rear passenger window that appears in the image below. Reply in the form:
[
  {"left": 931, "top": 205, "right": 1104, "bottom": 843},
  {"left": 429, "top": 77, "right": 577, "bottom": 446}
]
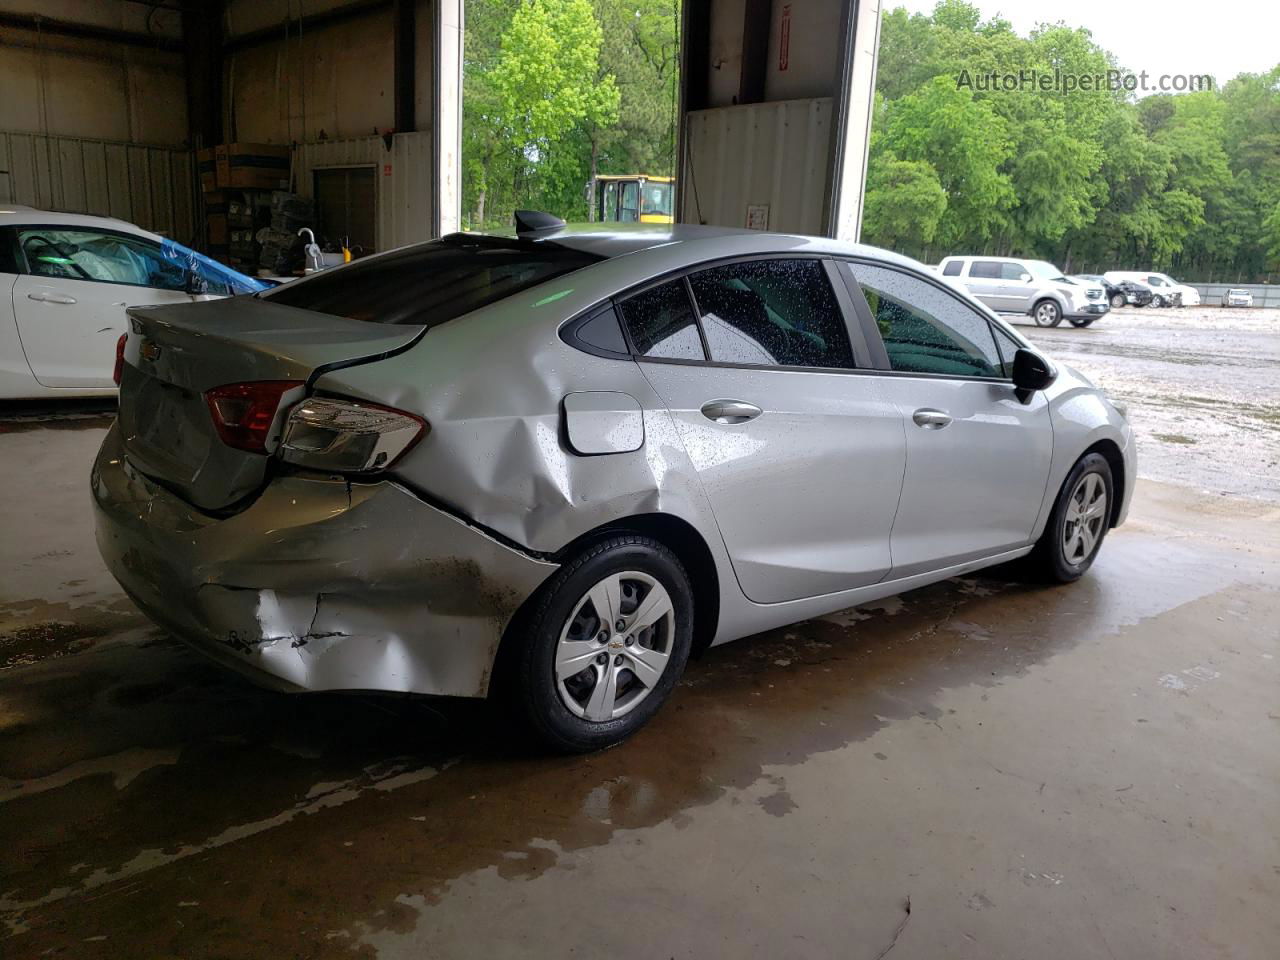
[
  {"left": 942, "top": 260, "right": 962, "bottom": 277},
  {"left": 688, "top": 259, "right": 854, "bottom": 369},
  {"left": 853, "top": 263, "right": 1004, "bottom": 379},
  {"left": 618, "top": 280, "right": 705, "bottom": 360}
]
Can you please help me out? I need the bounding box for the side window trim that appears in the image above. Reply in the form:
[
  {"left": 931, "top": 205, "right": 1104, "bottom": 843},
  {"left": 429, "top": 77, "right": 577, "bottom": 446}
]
[
  {"left": 838, "top": 257, "right": 1015, "bottom": 382},
  {"left": 559, "top": 303, "right": 633, "bottom": 360},
  {"left": 609, "top": 254, "right": 866, "bottom": 374}
]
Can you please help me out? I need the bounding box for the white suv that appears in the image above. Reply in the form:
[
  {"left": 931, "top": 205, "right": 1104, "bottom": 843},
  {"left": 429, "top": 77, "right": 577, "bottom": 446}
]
[{"left": 938, "top": 256, "right": 1109, "bottom": 327}]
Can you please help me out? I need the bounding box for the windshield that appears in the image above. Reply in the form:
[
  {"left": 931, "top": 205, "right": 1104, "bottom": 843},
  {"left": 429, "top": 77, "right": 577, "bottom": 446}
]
[
  {"left": 1027, "top": 260, "right": 1070, "bottom": 283},
  {"left": 261, "top": 233, "right": 602, "bottom": 325}
]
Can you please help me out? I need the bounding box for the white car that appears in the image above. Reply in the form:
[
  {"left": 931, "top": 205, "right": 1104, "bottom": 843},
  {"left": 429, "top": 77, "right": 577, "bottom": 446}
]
[
  {"left": 0, "top": 208, "right": 269, "bottom": 399},
  {"left": 1104, "top": 271, "right": 1201, "bottom": 308},
  {"left": 1224, "top": 288, "right": 1254, "bottom": 307}
]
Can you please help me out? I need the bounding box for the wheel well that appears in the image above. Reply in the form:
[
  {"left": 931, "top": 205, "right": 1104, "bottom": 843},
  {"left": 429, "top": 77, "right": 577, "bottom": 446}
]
[
  {"left": 551, "top": 513, "right": 721, "bottom": 657},
  {"left": 1034, "top": 296, "right": 1061, "bottom": 313},
  {"left": 1082, "top": 439, "right": 1125, "bottom": 527}
]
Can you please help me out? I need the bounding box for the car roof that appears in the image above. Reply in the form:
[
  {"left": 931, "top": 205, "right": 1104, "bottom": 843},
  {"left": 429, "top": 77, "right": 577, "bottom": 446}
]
[
  {"left": 478, "top": 222, "right": 929, "bottom": 273},
  {"left": 0, "top": 207, "right": 160, "bottom": 239}
]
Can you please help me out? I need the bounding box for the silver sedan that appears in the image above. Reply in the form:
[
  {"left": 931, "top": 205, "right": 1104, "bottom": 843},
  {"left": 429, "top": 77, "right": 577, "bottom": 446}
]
[{"left": 93, "top": 217, "right": 1135, "bottom": 752}]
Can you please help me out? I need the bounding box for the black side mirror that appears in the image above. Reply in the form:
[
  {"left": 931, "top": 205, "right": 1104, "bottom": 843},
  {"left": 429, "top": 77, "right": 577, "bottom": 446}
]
[{"left": 1012, "top": 348, "right": 1056, "bottom": 402}]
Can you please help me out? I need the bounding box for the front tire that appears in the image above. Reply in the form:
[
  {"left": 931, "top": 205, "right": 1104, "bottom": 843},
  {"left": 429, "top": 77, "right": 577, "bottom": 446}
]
[
  {"left": 1025, "top": 453, "right": 1114, "bottom": 583},
  {"left": 1152, "top": 294, "right": 1166, "bottom": 308},
  {"left": 1109, "top": 293, "right": 1126, "bottom": 309},
  {"left": 1033, "top": 299, "right": 1063, "bottom": 327},
  {"left": 508, "top": 535, "right": 694, "bottom": 753},
  {"left": 1068, "top": 316, "right": 1095, "bottom": 328}
]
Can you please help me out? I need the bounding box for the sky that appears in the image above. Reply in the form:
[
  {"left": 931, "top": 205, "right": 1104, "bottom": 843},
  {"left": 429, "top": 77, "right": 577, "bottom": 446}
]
[{"left": 893, "top": 0, "right": 1277, "bottom": 91}]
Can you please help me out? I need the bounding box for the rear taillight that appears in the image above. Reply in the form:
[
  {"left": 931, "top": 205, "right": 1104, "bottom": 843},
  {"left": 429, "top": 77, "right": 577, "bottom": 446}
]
[
  {"left": 205, "top": 380, "right": 305, "bottom": 454},
  {"left": 278, "top": 397, "right": 426, "bottom": 473},
  {"left": 113, "top": 333, "right": 127, "bottom": 386}
]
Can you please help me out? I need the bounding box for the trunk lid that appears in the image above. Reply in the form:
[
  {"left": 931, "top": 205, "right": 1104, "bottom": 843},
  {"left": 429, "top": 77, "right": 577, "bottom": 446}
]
[{"left": 119, "top": 296, "right": 425, "bottom": 511}]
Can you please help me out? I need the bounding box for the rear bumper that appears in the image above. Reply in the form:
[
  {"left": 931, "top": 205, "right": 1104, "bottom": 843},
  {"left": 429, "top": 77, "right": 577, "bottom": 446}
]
[{"left": 92, "top": 423, "right": 557, "bottom": 697}]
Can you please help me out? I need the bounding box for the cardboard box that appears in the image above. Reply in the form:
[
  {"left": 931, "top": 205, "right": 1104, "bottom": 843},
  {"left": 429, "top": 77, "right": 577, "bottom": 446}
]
[
  {"left": 207, "top": 213, "right": 228, "bottom": 246},
  {"left": 197, "top": 148, "right": 218, "bottom": 192},
  {"left": 217, "top": 142, "right": 291, "bottom": 191},
  {"left": 202, "top": 190, "right": 230, "bottom": 216}
]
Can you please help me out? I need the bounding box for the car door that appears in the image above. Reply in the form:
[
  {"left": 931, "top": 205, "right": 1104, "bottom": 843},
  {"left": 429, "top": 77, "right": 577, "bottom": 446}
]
[
  {"left": 841, "top": 260, "right": 1053, "bottom": 578},
  {"left": 10, "top": 225, "right": 193, "bottom": 388},
  {"left": 963, "top": 259, "right": 1005, "bottom": 310},
  {"left": 618, "top": 258, "right": 907, "bottom": 604},
  {"left": 997, "top": 261, "right": 1035, "bottom": 312}
]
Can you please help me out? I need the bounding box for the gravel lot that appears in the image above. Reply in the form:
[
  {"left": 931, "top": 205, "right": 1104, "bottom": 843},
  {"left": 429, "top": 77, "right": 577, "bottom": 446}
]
[{"left": 1014, "top": 305, "right": 1280, "bottom": 501}]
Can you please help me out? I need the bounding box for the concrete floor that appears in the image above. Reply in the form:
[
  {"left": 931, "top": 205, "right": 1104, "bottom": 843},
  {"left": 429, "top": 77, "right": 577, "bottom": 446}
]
[{"left": 2, "top": 309, "right": 1279, "bottom": 959}]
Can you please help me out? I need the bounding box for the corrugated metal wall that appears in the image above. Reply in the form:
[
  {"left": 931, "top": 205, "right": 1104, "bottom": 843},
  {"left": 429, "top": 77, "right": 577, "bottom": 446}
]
[
  {"left": 680, "top": 98, "right": 832, "bottom": 236},
  {"left": 0, "top": 132, "right": 197, "bottom": 245},
  {"left": 294, "top": 132, "right": 435, "bottom": 252}
]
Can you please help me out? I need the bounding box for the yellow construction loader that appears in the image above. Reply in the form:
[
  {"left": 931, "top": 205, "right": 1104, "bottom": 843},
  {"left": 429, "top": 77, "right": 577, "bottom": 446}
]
[{"left": 592, "top": 174, "right": 674, "bottom": 224}]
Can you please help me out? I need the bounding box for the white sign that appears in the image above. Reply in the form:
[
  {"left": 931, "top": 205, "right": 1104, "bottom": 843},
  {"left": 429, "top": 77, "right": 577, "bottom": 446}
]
[{"left": 746, "top": 204, "right": 770, "bottom": 231}]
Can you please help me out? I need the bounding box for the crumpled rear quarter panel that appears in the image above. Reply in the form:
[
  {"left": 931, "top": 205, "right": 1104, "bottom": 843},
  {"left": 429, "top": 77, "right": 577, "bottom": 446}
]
[{"left": 92, "top": 424, "right": 557, "bottom": 696}]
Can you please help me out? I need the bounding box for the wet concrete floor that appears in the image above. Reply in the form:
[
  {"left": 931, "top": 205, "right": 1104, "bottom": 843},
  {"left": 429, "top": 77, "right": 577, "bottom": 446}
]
[{"left": 2, "top": 312, "right": 1279, "bottom": 958}]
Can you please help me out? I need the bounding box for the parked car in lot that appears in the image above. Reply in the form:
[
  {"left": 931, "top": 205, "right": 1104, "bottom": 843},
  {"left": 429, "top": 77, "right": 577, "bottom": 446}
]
[
  {"left": 93, "top": 218, "right": 1134, "bottom": 752},
  {"left": 1074, "top": 274, "right": 1153, "bottom": 309},
  {"left": 938, "top": 255, "right": 1110, "bottom": 327},
  {"left": 1224, "top": 288, "right": 1254, "bottom": 307},
  {"left": 0, "top": 208, "right": 271, "bottom": 399},
  {"left": 1104, "top": 271, "right": 1200, "bottom": 308}
]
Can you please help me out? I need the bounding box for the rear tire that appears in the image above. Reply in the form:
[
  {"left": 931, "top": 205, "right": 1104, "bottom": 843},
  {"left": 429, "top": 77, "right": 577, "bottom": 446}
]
[
  {"left": 505, "top": 535, "right": 693, "bottom": 753},
  {"left": 1024, "top": 453, "right": 1114, "bottom": 583},
  {"left": 1032, "top": 299, "right": 1063, "bottom": 327}
]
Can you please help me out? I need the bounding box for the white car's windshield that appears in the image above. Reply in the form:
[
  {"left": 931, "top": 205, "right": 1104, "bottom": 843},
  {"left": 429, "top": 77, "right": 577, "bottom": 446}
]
[{"left": 1027, "top": 260, "right": 1070, "bottom": 283}]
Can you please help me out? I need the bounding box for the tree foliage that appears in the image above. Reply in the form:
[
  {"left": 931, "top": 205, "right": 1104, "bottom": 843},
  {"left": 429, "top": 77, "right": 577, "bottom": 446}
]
[
  {"left": 865, "top": 2, "right": 1280, "bottom": 279},
  {"left": 463, "top": 0, "right": 679, "bottom": 230}
]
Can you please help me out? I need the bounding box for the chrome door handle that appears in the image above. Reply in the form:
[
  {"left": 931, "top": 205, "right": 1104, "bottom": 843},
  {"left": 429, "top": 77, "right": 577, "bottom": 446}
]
[
  {"left": 912, "top": 408, "right": 952, "bottom": 430},
  {"left": 701, "top": 399, "right": 762, "bottom": 424},
  {"left": 28, "top": 291, "right": 77, "bottom": 305}
]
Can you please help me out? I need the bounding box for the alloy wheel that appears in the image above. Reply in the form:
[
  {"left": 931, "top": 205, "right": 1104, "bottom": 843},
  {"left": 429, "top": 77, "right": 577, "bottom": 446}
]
[
  {"left": 1034, "top": 301, "right": 1060, "bottom": 326},
  {"left": 554, "top": 571, "right": 675, "bottom": 722},
  {"left": 1062, "top": 472, "right": 1108, "bottom": 566}
]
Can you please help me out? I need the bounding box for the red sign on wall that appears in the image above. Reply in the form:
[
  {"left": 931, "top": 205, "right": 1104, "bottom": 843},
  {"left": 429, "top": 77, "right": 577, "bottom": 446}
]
[{"left": 779, "top": 5, "right": 791, "bottom": 72}]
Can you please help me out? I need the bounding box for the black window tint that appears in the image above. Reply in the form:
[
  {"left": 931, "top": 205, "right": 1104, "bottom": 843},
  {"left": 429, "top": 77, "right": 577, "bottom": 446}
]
[
  {"left": 942, "top": 260, "right": 962, "bottom": 276},
  {"left": 970, "top": 260, "right": 1002, "bottom": 279},
  {"left": 573, "top": 306, "right": 628, "bottom": 354},
  {"left": 689, "top": 259, "right": 854, "bottom": 369},
  {"left": 618, "top": 280, "right": 705, "bottom": 360},
  {"left": 263, "top": 234, "right": 601, "bottom": 326},
  {"left": 854, "top": 263, "right": 1003, "bottom": 379}
]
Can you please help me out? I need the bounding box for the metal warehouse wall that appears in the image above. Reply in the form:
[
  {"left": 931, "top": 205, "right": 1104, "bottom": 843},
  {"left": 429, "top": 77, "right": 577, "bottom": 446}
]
[
  {"left": 684, "top": 99, "right": 832, "bottom": 235},
  {"left": 0, "top": 5, "right": 187, "bottom": 147},
  {"left": 0, "top": 132, "right": 197, "bottom": 245},
  {"left": 294, "top": 132, "right": 435, "bottom": 251}
]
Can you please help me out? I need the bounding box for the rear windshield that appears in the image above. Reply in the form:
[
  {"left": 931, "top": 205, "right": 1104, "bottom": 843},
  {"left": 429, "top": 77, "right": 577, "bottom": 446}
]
[{"left": 261, "top": 234, "right": 602, "bottom": 326}]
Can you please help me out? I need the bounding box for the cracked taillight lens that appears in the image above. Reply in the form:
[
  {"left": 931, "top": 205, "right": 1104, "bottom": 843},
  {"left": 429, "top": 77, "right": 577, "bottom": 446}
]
[
  {"left": 206, "top": 380, "right": 305, "bottom": 454},
  {"left": 278, "top": 397, "right": 426, "bottom": 473}
]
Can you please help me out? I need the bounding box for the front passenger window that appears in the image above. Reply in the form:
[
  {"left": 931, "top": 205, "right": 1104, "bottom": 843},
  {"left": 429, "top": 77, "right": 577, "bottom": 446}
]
[{"left": 852, "top": 263, "right": 1004, "bottom": 379}]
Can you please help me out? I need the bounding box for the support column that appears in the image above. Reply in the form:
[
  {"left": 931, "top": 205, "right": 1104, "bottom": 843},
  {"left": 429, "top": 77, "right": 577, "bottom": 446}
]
[{"left": 433, "top": 0, "right": 462, "bottom": 236}]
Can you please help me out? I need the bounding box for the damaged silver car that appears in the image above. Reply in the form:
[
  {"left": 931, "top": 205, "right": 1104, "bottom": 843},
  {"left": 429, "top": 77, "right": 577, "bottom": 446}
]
[{"left": 93, "top": 214, "right": 1135, "bottom": 752}]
